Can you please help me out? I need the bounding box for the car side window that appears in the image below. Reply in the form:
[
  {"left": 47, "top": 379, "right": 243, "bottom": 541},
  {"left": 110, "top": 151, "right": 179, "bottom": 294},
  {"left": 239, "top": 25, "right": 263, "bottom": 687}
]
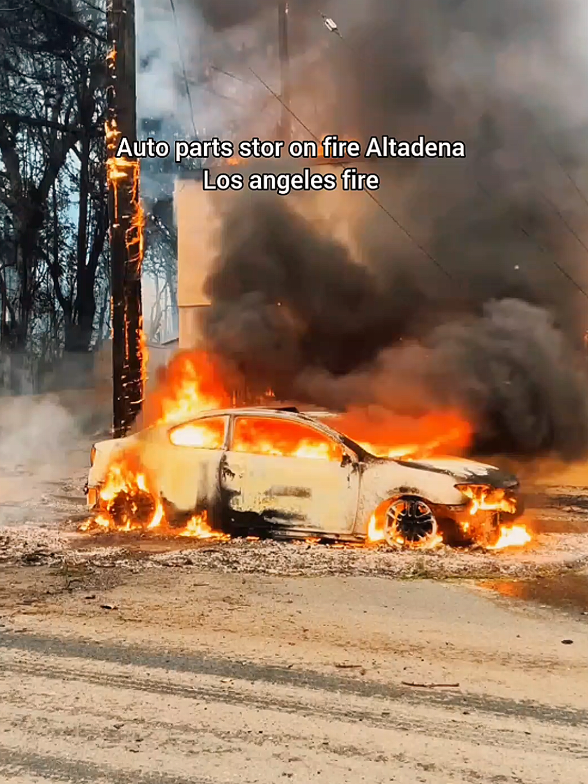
[
  {"left": 169, "top": 416, "right": 227, "bottom": 449},
  {"left": 232, "top": 417, "right": 343, "bottom": 461}
]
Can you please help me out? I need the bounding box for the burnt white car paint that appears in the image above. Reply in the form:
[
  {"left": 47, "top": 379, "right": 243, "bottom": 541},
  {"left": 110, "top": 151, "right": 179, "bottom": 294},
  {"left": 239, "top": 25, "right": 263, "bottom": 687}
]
[{"left": 87, "top": 408, "right": 518, "bottom": 537}]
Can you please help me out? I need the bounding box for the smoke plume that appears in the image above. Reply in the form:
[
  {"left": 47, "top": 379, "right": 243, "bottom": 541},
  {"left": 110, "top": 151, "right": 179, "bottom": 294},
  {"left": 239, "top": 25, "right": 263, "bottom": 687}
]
[
  {"left": 194, "top": 0, "right": 314, "bottom": 31},
  {"left": 196, "top": 0, "right": 588, "bottom": 461}
]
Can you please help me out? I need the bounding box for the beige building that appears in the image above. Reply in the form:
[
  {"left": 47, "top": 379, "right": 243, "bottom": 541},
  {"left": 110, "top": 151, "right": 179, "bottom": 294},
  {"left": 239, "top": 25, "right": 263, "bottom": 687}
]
[
  {"left": 174, "top": 174, "right": 217, "bottom": 349},
  {"left": 173, "top": 162, "right": 362, "bottom": 350}
]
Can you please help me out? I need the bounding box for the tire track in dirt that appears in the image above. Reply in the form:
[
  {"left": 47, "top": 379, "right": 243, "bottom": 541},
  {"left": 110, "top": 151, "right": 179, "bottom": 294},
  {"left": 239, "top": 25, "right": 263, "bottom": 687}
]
[
  {"left": 1, "top": 655, "right": 587, "bottom": 758},
  {"left": 0, "top": 645, "right": 587, "bottom": 784},
  {"left": 0, "top": 745, "right": 214, "bottom": 784},
  {"left": 1, "top": 630, "right": 587, "bottom": 728}
]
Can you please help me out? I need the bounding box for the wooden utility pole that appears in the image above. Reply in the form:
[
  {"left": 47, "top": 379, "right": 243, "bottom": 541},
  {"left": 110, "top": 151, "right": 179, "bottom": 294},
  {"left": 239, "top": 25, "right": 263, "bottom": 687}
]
[
  {"left": 106, "top": 0, "right": 145, "bottom": 438},
  {"left": 278, "top": 2, "right": 290, "bottom": 143}
]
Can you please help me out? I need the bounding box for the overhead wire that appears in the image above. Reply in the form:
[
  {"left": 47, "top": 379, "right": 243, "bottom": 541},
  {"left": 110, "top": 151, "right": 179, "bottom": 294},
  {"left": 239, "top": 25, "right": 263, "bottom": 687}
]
[
  {"left": 248, "top": 65, "right": 453, "bottom": 281},
  {"left": 319, "top": 9, "right": 588, "bottom": 303},
  {"left": 167, "top": 0, "right": 197, "bottom": 137}
]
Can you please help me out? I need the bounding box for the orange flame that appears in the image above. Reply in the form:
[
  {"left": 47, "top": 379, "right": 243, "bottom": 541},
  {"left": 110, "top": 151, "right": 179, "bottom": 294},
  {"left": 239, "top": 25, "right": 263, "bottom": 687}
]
[
  {"left": 458, "top": 484, "right": 518, "bottom": 516},
  {"left": 80, "top": 449, "right": 228, "bottom": 539},
  {"left": 144, "top": 350, "right": 231, "bottom": 426},
  {"left": 232, "top": 416, "right": 343, "bottom": 461},
  {"left": 333, "top": 409, "right": 472, "bottom": 459},
  {"left": 367, "top": 512, "right": 385, "bottom": 543},
  {"left": 169, "top": 418, "right": 226, "bottom": 449},
  {"left": 456, "top": 485, "right": 531, "bottom": 548},
  {"left": 487, "top": 524, "right": 532, "bottom": 550},
  {"left": 79, "top": 450, "right": 163, "bottom": 533}
]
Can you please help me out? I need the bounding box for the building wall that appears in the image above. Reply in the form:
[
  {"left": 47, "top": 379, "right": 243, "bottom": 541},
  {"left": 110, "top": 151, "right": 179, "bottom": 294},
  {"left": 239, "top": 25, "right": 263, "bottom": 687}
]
[
  {"left": 174, "top": 164, "right": 362, "bottom": 350},
  {"left": 174, "top": 177, "right": 218, "bottom": 349}
]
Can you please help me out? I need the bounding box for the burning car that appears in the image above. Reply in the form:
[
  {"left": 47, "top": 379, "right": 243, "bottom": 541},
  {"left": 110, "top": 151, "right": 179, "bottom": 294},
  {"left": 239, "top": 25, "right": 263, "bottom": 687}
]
[{"left": 85, "top": 406, "right": 526, "bottom": 548}]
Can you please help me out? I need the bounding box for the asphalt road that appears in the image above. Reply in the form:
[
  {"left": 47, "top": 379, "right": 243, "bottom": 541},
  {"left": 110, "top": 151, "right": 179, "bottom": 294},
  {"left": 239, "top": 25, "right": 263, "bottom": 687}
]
[{"left": 0, "top": 567, "right": 587, "bottom": 783}]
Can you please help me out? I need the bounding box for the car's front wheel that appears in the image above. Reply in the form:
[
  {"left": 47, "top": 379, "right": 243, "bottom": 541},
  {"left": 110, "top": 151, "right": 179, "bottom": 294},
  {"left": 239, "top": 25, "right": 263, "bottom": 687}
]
[{"left": 384, "top": 496, "right": 439, "bottom": 548}]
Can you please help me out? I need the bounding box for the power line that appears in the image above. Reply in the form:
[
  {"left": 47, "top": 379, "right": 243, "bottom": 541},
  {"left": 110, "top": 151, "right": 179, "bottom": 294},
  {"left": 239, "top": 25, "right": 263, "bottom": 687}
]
[
  {"left": 209, "top": 64, "right": 253, "bottom": 86},
  {"left": 248, "top": 66, "right": 453, "bottom": 281},
  {"left": 168, "top": 0, "right": 197, "bottom": 137},
  {"left": 318, "top": 10, "right": 588, "bottom": 302},
  {"left": 475, "top": 179, "right": 588, "bottom": 302},
  {"left": 535, "top": 187, "right": 588, "bottom": 298}
]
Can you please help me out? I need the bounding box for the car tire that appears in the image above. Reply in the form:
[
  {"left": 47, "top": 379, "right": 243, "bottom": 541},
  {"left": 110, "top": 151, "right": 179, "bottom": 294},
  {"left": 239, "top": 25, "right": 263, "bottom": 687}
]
[
  {"left": 384, "top": 496, "right": 439, "bottom": 549},
  {"left": 109, "top": 488, "right": 157, "bottom": 529}
]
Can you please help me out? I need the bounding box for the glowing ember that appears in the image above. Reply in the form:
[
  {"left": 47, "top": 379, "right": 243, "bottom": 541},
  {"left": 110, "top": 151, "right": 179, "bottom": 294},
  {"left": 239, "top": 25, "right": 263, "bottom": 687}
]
[
  {"left": 394, "top": 532, "right": 444, "bottom": 550},
  {"left": 105, "top": 44, "right": 147, "bottom": 414},
  {"left": 487, "top": 525, "right": 532, "bottom": 550},
  {"left": 139, "top": 323, "right": 149, "bottom": 387}
]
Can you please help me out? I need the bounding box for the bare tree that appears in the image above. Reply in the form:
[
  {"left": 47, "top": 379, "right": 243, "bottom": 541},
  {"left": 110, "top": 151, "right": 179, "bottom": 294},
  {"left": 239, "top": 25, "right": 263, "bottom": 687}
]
[{"left": 0, "top": 0, "right": 109, "bottom": 376}]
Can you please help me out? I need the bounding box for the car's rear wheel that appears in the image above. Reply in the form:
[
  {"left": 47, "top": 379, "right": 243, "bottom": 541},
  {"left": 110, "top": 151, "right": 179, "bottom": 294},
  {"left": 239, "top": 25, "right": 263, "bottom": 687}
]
[{"left": 384, "top": 496, "right": 439, "bottom": 548}]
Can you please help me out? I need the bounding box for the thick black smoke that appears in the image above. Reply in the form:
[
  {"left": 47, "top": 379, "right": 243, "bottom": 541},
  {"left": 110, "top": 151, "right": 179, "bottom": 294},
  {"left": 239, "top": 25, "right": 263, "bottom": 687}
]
[
  {"left": 194, "top": 0, "right": 316, "bottom": 32},
  {"left": 199, "top": 0, "right": 588, "bottom": 461}
]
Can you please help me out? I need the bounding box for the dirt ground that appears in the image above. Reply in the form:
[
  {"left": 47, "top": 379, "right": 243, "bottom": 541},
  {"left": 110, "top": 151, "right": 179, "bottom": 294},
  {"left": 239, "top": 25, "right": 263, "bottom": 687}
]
[
  {"left": 0, "top": 564, "right": 587, "bottom": 784},
  {"left": 2, "top": 395, "right": 588, "bottom": 782}
]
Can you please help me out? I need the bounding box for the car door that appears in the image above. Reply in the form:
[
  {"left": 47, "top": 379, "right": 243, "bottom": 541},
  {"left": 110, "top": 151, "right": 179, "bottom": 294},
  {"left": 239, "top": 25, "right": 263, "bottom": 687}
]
[
  {"left": 220, "top": 415, "right": 360, "bottom": 533},
  {"left": 150, "top": 414, "right": 228, "bottom": 515}
]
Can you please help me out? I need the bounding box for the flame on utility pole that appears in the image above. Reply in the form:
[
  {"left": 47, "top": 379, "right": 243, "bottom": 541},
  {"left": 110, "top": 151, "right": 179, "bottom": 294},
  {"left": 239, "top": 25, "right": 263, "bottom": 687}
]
[{"left": 106, "top": 0, "right": 145, "bottom": 438}]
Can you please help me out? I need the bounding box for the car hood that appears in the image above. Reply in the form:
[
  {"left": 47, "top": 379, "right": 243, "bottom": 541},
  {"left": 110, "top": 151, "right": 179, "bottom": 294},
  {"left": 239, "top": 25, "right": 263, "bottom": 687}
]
[{"left": 394, "top": 456, "right": 519, "bottom": 488}]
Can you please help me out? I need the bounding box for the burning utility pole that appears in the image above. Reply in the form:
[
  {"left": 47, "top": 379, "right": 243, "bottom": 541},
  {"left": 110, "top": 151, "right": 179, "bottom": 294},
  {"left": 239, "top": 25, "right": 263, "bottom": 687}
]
[
  {"left": 278, "top": 2, "right": 291, "bottom": 143},
  {"left": 106, "top": 0, "right": 145, "bottom": 438}
]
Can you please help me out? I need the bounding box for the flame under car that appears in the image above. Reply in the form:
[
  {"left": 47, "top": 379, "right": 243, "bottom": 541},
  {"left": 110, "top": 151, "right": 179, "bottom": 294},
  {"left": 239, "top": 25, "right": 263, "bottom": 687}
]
[{"left": 86, "top": 407, "right": 522, "bottom": 547}]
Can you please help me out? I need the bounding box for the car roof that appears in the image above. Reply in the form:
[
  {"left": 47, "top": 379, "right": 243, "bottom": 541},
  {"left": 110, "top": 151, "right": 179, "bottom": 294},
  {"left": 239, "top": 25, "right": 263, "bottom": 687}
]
[{"left": 165, "top": 406, "right": 335, "bottom": 425}]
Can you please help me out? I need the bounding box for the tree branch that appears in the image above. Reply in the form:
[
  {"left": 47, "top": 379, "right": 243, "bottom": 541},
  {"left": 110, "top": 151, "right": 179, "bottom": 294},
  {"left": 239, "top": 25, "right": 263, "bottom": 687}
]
[
  {"left": 30, "top": 0, "right": 108, "bottom": 42},
  {"left": 0, "top": 112, "right": 103, "bottom": 137}
]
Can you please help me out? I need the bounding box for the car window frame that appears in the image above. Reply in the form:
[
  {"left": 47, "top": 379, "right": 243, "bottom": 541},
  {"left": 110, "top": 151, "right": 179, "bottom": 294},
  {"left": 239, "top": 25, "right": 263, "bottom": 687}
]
[
  {"left": 228, "top": 413, "right": 347, "bottom": 461},
  {"left": 168, "top": 414, "right": 230, "bottom": 450}
]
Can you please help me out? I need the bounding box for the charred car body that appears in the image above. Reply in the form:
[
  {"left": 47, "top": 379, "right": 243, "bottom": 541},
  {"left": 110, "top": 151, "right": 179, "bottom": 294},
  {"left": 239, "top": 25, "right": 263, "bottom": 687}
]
[{"left": 86, "top": 407, "right": 522, "bottom": 547}]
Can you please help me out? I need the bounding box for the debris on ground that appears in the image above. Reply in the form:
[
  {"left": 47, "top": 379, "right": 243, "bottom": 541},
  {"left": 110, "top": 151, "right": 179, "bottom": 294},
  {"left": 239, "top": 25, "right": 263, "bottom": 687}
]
[{"left": 1, "top": 525, "right": 588, "bottom": 579}]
